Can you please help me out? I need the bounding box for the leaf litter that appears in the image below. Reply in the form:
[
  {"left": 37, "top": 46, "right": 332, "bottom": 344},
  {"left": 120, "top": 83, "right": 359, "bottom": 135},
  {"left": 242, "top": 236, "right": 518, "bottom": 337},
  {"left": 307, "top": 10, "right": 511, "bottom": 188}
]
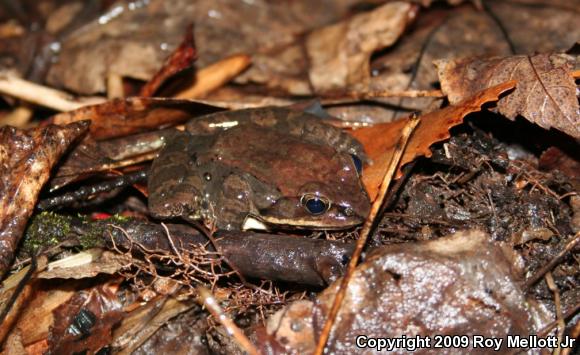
[{"left": 0, "top": 0, "right": 578, "bottom": 354}]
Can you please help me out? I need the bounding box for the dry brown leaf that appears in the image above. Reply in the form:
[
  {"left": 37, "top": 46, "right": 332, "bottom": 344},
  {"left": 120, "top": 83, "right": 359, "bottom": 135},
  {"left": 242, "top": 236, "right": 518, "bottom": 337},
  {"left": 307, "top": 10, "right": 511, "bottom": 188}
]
[
  {"left": 0, "top": 121, "right": 89, "bottom": 277},
  {"left": 306, "top": 2, "right": 417, "bottom": 93},
  {"left": 368, "top": 1, "right": 580, "bottom": 120},
  {"left": 48, "top": 281, "right": 124, "bottom": 354},
  {"left": 49, "top": 97, "right": 223, "bottom": 140},
  {"left": 48, "top": 130, "right": 168, "bottom": 191},
  {"left": 350, "top": 81, "right": 515, "bottom": 201},
  {"left": 436, "top": 53, "right": 579, "bottom": 138},
  {"left": 139, "top": 25, "right": 197, "bottom": 97},
  {"left": 46, "top": 0, "right": 359, "bottom": 94}
]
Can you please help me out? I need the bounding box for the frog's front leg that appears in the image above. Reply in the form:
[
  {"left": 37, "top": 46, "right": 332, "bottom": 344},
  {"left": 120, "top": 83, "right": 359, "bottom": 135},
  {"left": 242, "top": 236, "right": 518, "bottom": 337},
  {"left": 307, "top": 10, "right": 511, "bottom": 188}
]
[{"left": 148, "top": 131, "right": 206, "bottom": 221}]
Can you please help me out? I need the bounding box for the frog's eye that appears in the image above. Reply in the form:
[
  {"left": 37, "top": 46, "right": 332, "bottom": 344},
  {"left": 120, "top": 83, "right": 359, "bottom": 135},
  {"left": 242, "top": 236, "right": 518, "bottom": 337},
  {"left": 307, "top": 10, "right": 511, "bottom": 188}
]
[
  {"left": 351, "top": 154, "right": 363, "bottom": 174},
  {"left": 301, "top": 194, "right": 330, "bottom": 215}
]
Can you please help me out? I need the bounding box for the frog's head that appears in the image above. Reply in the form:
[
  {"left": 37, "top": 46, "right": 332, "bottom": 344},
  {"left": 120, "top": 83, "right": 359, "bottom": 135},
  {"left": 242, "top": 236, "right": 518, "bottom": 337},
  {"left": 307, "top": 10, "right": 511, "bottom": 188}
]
[{"left": 241, "top": 141, "right": 371, "bottom": 231}]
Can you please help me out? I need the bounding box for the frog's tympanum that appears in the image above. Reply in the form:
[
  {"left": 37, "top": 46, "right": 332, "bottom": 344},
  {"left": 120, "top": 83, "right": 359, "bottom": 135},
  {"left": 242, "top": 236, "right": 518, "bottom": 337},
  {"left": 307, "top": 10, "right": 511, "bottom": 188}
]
[{"left": 148, "top": 107, "right": 370, "bottom": 231}]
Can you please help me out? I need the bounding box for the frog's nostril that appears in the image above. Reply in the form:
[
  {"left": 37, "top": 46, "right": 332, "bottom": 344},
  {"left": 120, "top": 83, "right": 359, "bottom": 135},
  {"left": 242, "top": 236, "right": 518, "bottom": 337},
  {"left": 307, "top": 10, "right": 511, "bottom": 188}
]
[{"left": 343, "top": 206, "right": 354, "bottom": 216}]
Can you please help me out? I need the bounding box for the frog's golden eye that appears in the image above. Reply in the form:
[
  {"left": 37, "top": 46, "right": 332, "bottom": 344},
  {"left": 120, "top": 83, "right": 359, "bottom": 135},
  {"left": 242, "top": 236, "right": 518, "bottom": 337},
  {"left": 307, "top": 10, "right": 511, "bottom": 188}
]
[{"left": 301, "top": 194, "right": 330, "bottom": 215}]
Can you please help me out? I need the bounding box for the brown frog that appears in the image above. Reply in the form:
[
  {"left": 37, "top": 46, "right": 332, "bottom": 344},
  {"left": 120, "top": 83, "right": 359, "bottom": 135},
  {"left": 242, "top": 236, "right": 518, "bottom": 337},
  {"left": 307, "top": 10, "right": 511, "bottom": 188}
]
[{"left": 148, "top": 107, "right": 370, "bottom": 231}]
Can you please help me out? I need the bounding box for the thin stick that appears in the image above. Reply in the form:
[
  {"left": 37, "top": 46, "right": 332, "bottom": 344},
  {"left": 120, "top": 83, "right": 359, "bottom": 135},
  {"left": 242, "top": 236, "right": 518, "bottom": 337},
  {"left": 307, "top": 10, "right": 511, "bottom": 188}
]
[
  {"left": 313, "top": 114, "right": 420, "bottom": 355},
  {"left": 174, "top": 54, "right": 251, "bottom": 99},
  {"left": 545, "top": 272, "right": 564, "bottom": 355},
  {"left": 0, "top": 71, "right": 105, "bottom": 111},
  {"left": 321, "top": 89, "right": 444, "bottom": 105},
  {"left": 525, "top": 232, "right": 580, "bottom": 289},
  {"left": 197, "top": 286, "right": 260, "bottom": 355}
]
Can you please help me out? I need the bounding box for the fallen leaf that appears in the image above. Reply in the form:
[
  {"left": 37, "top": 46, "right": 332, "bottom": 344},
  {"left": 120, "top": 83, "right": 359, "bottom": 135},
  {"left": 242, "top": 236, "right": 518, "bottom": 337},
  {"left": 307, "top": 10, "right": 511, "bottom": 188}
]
[
  {"left": 0, "top": 121, "right": 89, "bottom": 277},
  {"left": 48, "top": 281, "right": 124, "bottom": 354},
  {"left": 49, "top": 97, "right": 224, "bottom": 140},
  {"left": 46, "top": 0, "right": 358, "bottom": 94},
  {"left": 48, "top": 129, "right": 169, "bottom": 191},
  {"left": 111, "top": 295, "right": 194, "bottom": 352},
  {"left": 436, "top": 53, "right": 579, "bottom": 138},
  {"left": 139, "top": 24, "right": 197, "bottom": 97},
  {"left": 482, "top": 0, "right": 580, "bottom": 54},
  {"left": 368, "top": 1, "right": 580, "bottom": 119},
  {"left": 306, "top": 2, "right": 417, "bottom": 93},
  {"left": 351, "top": 81, "right": 515, "bottom": 201}
]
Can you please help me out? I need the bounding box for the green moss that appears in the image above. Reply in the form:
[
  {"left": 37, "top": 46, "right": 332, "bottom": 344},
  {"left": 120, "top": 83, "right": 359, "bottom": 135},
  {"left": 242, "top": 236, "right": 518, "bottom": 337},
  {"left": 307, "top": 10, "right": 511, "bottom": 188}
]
[
  {"left": 22, "top": 212, "right": 73, "bottom": 253},
  {"left": 23, "top": 213, "right": 133, "bottom": 253}
]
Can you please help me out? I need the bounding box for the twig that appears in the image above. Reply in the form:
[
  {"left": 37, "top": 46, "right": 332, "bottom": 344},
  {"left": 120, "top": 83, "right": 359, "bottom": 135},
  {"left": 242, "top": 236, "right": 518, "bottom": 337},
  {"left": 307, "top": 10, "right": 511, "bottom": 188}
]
[
  {"left": 314, "top": 113, "right": 421, "bottom": 355},
  {"left": 321, "top": 89, "right": 444, "bottom": 105},
  {"left": 197, "top": 286, "right": 260, "bottom": 355},
  {"left": 545, "top": 272, "right": 564, "bottom": 355},
  {"left": 0, "top": 71, "right": 105, "bottom": 111},
  {"left": 37, "top": 170, "right": 148, "bottom": 210},
  {"left": 174, "top": 54, "right": 251, "bottom": 99},
  {"left": 525, "top": 232, "right": 580, "bottom": 289},
  {"left": 538, "top": 303, "right": 580, "bottom": 338}
]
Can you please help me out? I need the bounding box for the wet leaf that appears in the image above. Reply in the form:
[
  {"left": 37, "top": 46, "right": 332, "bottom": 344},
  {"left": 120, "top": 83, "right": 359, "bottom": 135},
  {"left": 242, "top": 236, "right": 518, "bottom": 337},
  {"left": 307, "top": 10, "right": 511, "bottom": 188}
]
[
  {"left": 48, "top": 281, "right": 124, "bottom": 354},
  {"left": 0, "top": 121, "right": 89, "bottom": 277},
  {"left": 49, "top": 97, "right": 224, "bottom": 140},
  {"left": 436, "top": 53, "right": 579, "bottom": 138},
  {"left": 306, "top": 2, "right": 417, "bottom": 93},
  {"left": 263, "top": 230, "right": 550, "bottom": 354},
  {"left": 46, "top": 0, "right": 358, "bottom": 94},
  {"left": 139, "top": 24, "right": 197, "bottom": 97},
  {"left": 350, "top": 81, "right": 515, "bottom": 201}
]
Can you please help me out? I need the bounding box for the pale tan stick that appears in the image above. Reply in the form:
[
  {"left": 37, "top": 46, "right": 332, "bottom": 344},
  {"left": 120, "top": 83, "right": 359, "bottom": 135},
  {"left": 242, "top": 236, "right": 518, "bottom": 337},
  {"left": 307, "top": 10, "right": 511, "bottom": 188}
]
[
  {"left": 314, "top": 114, "right": 421, "bottom": 355},
  {"left": 174, "top": 54, "right": 251, "bottom": 99},
  {"left": 0, "top": 106, "right": 33, "bottom": 127},
  {"left": 197, "top": 286, "right": 260, "bottom": 355},
  {"left": 0, "top": 71, "right": 106, "bottom": 111},
  {"left": 107, "top": 72, "right": 124, "bottom": 99},
  {"left": 321, "top": 89, "right": 444, "bottom": 105}
]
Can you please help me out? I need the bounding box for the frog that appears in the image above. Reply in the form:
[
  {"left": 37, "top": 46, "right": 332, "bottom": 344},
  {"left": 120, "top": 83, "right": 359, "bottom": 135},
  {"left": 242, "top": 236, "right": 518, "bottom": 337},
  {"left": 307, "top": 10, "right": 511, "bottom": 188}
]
[{"left": 147, "top": 106, "right": 370, "bottom": 231}]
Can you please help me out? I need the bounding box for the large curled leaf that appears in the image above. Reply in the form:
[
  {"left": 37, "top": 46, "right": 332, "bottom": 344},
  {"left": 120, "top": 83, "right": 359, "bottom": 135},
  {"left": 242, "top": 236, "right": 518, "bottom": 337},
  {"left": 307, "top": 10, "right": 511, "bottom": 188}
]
[
  {"left": 0, "top": 121, "right": 89, "bottom": 276},
  {"left": 436, "top": 53, "right": 579, "bottom": 138}
]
